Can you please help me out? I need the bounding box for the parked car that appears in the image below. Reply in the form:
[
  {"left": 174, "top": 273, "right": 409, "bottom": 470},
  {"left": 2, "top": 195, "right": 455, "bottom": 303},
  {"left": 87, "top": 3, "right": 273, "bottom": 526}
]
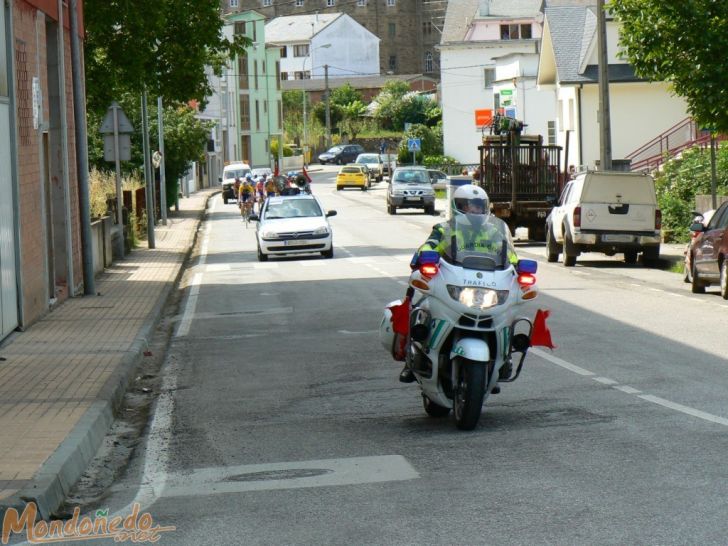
[
  {"left": 428, "top": 169, "right": 448, "bottom": 187},
  {"left": 382, "top": 154, "right": 398, "bottom": 178},
  {"left": 686, "top": 200, "right": 728, "bottom": 297},
  {"left": 355, "top": 153, "right": 384, "bottom": 182},
  {"left": 387, "top": 167, "right": 436, "bottom": 215},
  {"left": 545, "top": 170, "right": 661, "bottom": 266},
  {"left": 221, "top": 162, "right": 252, "bottom": 204},
  {"left": 336, "top": 165, "right": 369, "bottom": 191},
  {"left": 252, "top": 167, "right": 273, "bottom": 178},
  {"left": 683, "top": 209, "right": 715, "bottom": 283},
  {"left": 252, "top": 194, "right": 337, "bottom": 261},
  {"left": 318, "top": 144, "right": 365, "bottom": 165}
]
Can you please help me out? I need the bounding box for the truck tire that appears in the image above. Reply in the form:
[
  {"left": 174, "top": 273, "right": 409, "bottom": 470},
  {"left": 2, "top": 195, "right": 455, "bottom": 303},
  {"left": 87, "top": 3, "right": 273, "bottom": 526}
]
[
  {"left": 624, "top": 250, "right": 638, "bottom": 264},
  {"left": 562, "top": 226, "right": 577, "bottom": 267},
  {"left": 546, "top": 226, "right": 559, "bottom": 263},
  {"left": 531, "top": 223, "right": 547, "bottom": 242}
]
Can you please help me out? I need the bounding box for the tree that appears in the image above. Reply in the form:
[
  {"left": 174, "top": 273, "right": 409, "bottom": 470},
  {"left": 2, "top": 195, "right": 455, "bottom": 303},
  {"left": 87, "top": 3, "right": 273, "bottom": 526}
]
[
  {"left": 330, "top": 83, "right": 363, "bottom": 108},
  {"left": 372, "top": 81, "right": 439, "bottom": 131},
  {"left": 338, "top": 100, "right": 368, "bottom": 140},
  {"left": 84, "top": 0, "right": 249, "bottom": 116},
  {"left": 397, "top": 124, "right": 443, "bottom": 164},
  {"left": 609, "top": 0, "right": 728, "bottom": 132}
]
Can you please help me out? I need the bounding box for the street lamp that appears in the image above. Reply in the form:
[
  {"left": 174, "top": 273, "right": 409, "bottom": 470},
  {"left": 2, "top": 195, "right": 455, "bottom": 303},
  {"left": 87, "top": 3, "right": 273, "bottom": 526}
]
[{"left": 302, "top": 43, "right": 331, "bottom": 165}]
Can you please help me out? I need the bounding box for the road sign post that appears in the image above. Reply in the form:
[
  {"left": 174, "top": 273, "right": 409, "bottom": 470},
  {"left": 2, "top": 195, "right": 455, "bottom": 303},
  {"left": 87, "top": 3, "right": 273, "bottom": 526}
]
[{"left": 407, "top": 138, "right": 421, "bottom": 166}]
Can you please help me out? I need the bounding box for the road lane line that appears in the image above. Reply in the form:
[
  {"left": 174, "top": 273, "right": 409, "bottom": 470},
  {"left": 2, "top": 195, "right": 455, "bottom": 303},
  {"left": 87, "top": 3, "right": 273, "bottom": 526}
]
[
  {"left": 593, "top": 376, "right": 618, "bottom": 385},
  {"left": 530, "top": 348, "right": 595, "bottom": 376},
  {"left": 638, "top": 395, "right": 728, "bottom": 427},
  {"left": 614, "top": 385, "right": 642, "bottom": 394},
  {"left": 175, "top": 272, "right": 202, "bottom": 338}
]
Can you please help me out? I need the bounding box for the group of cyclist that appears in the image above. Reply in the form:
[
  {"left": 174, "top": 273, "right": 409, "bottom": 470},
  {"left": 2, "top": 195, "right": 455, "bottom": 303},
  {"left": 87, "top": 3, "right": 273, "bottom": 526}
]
[{"left": 236, "top": 171, "right": 312, "bottom": 221}]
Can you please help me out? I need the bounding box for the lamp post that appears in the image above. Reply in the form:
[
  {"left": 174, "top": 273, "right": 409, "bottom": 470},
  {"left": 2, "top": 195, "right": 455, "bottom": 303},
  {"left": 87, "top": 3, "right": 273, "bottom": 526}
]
[{"left": 302, "top": 43, "right": 331, "bottom": 165}]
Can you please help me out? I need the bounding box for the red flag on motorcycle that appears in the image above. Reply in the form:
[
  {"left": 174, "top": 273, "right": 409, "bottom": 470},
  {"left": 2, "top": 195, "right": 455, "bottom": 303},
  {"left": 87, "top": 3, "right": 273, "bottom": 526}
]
[
  {"left": 388, "top": 297, "right": 411, "bottom": 335},
  {"left": 302, "top": 165, "right": 312, "bottom": 182},
  {"left": 531, "top": 309, "right": 556, "bottom": 349},
  {"left": 274, "top": 160, "right": 279, "bottom": 177}
]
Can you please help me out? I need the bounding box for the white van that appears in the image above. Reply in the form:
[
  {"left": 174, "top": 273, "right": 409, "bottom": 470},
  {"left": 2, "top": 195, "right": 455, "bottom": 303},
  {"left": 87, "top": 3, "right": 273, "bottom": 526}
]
[
  {"left": 221, "top": 162, "right": 251, "bottom": 204},
  {"left": 545, "top": 171, "right": 661, "bottom": 266}
]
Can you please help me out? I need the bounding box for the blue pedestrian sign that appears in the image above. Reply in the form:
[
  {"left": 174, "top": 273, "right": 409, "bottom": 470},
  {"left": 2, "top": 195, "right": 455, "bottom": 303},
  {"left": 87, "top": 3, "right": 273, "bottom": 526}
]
[{"left": 407, "top": 138, "right": 421, "bottom": 152}]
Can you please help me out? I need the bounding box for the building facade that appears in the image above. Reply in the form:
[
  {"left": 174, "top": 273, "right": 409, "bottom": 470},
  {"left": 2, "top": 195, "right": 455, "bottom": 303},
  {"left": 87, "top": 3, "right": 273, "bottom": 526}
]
[
  {"left": 1, "top": 0, "right": 85, "bottom": 341},
  {"left": 221, "top": 0, "right": 447, "bottom": 78},
  {"left": 226, "top": 11, "right": 283, "bottom": 168}
]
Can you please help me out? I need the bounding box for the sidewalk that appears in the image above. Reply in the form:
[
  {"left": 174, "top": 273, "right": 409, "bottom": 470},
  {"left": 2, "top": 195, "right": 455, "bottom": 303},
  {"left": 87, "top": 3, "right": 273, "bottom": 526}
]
[{"left": 0, "top": 188, "right": 216, "bottom": 520}]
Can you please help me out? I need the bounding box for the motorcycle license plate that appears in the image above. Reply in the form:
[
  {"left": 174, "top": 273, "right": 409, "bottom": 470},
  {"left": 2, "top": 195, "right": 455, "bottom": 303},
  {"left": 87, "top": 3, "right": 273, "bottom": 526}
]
[{"left": 284, "top": 239, "right": 309, "bottom": 246}]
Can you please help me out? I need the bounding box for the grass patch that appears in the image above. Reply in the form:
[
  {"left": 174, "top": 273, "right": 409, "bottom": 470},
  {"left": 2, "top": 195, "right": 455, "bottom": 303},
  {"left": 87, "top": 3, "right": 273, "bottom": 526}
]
[
  {"left": 435, "top": 189, "right": 446, "bottom": 199},
  {"left": 667, "top": 261, "right": 685, "bottom": 274}
]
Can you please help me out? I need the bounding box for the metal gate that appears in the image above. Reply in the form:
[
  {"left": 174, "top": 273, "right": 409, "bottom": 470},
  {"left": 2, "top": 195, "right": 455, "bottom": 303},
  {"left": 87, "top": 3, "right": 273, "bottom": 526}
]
[{"left": 0, "top": 3, "right": 19, "bottom": 339}]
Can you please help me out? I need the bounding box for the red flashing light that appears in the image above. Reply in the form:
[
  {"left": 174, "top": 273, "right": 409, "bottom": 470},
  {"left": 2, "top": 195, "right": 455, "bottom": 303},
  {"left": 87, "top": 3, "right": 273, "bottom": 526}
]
[
  {"left": 420, "top": 263, "right": 439, "bottom": 278},
  {"left": 655, "top": 209, "right": 662, "bottom": 230},
  {"left": 518, "top": 273, "right": 536, "bottom": 287},
  {"left": 573, "top": 206, "right": 581, "bottom": 228}
]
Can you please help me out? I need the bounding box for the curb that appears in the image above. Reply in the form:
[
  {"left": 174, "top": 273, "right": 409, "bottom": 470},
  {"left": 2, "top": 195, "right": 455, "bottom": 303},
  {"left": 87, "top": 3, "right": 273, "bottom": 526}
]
[{"left": 0, "top": 191, "right": 217, "bottom": 523}]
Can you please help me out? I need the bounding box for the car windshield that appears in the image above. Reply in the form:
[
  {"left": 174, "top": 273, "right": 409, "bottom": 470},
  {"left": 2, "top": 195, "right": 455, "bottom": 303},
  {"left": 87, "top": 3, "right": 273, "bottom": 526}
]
[
  {"left": 224, "top": 169, "right": 250, "bottom": 180},
  {"left": 442, "top": 216, "right": 515, "bottom": 271},
  {"left": 341, "top": 167, "right": 363, "bottom": 174},
  {"left": 358, "top": 156, "right": 378, "bottom": 163},
  {"left": 393, "top": 170, "right": 428, "bottom": 184},
  {"left": 264, "top": 198, "right": 323, "bottom": 219}
]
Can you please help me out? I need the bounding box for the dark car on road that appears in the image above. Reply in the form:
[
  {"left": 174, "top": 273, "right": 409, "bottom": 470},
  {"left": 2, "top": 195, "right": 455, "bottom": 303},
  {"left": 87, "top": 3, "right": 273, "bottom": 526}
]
[
  {"left": 318, "top": 144, "right": 365, "bottom": 165},
  {"left": 687, "top": 200, "right": 728, "bottom": 297}
]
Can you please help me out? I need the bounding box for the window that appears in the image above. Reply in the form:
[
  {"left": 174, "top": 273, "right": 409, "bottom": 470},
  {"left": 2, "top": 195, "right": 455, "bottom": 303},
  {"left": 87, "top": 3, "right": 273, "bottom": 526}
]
[
  {"left": 388, "top": 23, "right": 396, "bottom": 38},
  {"left": 422, "top": 21, "right": 432, "bottom": 35},
  {"left": 252, "top": 21, "right": 257, "bottom": 41},
  {"left": 293, "top": 44, "right": 310, "bottom": 57},
  {"left": 240, "top": 99, "right": 250, "bottom": 130},
  {"left": 494, "top": 93, "right": 500, "bottom": 111},
  {"left": 255, "top": 100, "right": 260, "bottom": 130},
  {"left": 389, "top": 55, "right": 397, "bottom": 70},
  {"left": 262, "top": 60, "right": 266, "bottom": 73},
  {"left": 281, "top": 72, "right": 289, "bottom": 81},
  {"left": 276, "top": 61, "right": 281, "bottom": 89},
  {"left": 238, "top": 55, "right": 249, "bottom": 89},
  {"left": 547, "top": 121, "right": 556, "bottom": 145},
  {"left": 327, "top": 0, "right": 335, "bottom": 5},
  {"left": 281, "top": 45, "right": 288, "bottom": 57},
  {"left": 278, "top": 99, "right": 283, "bottom": 131},
  {"left": 357, "top": 0, "right": 366, "bottom": 5},
  {"left": 387, "top": 0, "right": 395, "bottom": 5},
  {"left": 295, "top": 0, "right": 304, "bottom": 6},
  {"left": 234, "top": 21, "right": 246, "bottom": 35},
  {"left": 483, "top": 68, "right": 495, "bottom": 88},
  {"left": 500, "top": 24, "right": 533, "bottom": 40},
  {"left": 263, "top": 0, "right": 272, "bottom": 5},
  {"left": 254, "top": 60, "right": 258, "bottom": 89},
  {"left": 424, "top": 52, "right": 433, "bottom": 73},
  {"left": 230, "top": 0, "right": 239, "bottom": 7}
]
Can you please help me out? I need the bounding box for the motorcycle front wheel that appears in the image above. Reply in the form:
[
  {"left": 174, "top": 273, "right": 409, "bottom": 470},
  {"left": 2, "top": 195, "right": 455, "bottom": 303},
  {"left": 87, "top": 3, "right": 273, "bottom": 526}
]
[{"left": 453, "top": 358, "right": 486, "bottom": 430}]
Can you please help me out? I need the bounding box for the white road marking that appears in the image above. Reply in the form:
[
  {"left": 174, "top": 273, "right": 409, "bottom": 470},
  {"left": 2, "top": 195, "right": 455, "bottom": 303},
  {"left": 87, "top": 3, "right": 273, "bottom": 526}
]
[
  {"left": 338, "top": 330, "right": 378, "bottom": 335},
  {"left": 593, "top": 376, "right": 618, "bottom": 385},
  {"left": 614, "top": 385, "right": 642, "bottom": 395},
  {"left": 530, "top": 348, "right": 595, "bottom": 376},
  {"left": 175, "top": 273, "right": 203, "bottom": 338},
  {"left": 206, "top": 264, "right": 231, "bottom": 272},
  {"left": 532, "top": 349, "right": 728, "bottom": 428},
  {"left": 160, "top": 455, "right": 419, "bottom": 498}
]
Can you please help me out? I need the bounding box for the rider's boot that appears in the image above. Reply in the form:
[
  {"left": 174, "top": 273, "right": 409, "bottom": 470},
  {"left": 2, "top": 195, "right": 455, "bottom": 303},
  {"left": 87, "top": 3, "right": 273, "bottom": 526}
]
[{"left": 399, "top": 365, "right": 415, "bottom": 383}]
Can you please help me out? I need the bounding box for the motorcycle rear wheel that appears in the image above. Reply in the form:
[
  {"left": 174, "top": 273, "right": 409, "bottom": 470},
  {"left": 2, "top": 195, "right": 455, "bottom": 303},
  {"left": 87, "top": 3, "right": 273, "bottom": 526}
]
[
  {"left": 453, "top": 358, "right": 486, "bottom": 430},
  {"left": 422, "top": 395, "right": 450, "bottom": 417}
]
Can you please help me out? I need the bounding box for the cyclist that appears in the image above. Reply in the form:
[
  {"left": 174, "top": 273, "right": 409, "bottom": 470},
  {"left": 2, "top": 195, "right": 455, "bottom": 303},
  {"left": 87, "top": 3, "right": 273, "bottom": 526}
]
[{"left": 238, "top": 176, "right": 256, "bottom": 220}]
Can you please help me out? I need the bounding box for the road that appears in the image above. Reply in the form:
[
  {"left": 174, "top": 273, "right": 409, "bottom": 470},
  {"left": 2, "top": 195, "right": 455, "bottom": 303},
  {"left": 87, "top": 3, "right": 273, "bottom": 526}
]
[{"left": 55, "top": 167, "right": 728, "bottom": 545}]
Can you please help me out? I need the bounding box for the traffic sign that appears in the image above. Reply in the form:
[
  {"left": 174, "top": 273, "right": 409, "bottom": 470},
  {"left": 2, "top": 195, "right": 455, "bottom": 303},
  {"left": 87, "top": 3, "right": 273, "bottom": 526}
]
[{"left": 407, "top": 138, "right": 421, "bottom": 152}]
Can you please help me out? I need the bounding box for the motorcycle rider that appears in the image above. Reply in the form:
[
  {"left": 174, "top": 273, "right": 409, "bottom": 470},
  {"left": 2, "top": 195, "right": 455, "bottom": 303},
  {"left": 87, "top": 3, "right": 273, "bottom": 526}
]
[{"left": 399, "top": 184, "right": 518, "bottom": 383}]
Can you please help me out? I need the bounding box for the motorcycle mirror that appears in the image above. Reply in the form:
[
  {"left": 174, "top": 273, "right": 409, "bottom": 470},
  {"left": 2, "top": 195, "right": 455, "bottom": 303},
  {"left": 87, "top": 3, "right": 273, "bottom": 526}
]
[
  {"left": 418, "top": 250, "right": 440, "bottom": 265},
  {"left": 511, "top": 333, "right": 530, "bottom": 352},
  {"left": 517, "top": 259, "right": 538, "bottom": 274}
]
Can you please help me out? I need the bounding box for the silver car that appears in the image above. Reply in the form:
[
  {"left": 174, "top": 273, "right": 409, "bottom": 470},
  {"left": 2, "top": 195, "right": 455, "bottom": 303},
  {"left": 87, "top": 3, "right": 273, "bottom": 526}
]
[
  {"left": 387, "top": 167, "right": 436, "bottom": 215},
  {"left": 253, "top": 194, "right": 337, "bottom": 261}
]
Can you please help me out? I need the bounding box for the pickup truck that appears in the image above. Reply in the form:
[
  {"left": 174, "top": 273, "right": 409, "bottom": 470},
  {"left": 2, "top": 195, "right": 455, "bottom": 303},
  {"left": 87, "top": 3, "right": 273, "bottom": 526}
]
[{"left": 545, "top": 170, "right": 661, "bottom": 266}]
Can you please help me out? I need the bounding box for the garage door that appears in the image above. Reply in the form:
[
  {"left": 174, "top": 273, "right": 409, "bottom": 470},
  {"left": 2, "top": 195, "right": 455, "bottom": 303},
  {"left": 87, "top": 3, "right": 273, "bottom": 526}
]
[{"left": 0, "top": 5, "right": 19, "bottom": 340}]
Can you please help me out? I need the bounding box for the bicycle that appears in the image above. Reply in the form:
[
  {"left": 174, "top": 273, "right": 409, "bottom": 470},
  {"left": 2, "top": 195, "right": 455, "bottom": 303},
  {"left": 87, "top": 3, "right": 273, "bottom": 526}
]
[{"left": 240, "top": 198, "right": 254, "bottom": 227}]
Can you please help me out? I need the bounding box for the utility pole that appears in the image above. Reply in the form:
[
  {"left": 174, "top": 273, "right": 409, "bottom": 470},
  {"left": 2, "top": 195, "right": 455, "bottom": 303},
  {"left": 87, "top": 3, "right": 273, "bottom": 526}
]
[
  {"left": 597, "top": 0, "right": 612, "bottom": 171},
  {"left": 324, "top": 64, "right": 331, "bottom": 148},
  {"left": 157, "top": 97, "right": 167, "bottom": 225},
  {"left": 141, "top": 90, "right": 155, "bottom": 249}
]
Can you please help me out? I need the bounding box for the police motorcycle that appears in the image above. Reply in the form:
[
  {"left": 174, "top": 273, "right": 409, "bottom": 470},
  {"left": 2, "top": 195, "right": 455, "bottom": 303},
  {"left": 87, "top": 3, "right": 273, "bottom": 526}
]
[{"left": 379, "top": 214, "right": 539, "bottom": 430}]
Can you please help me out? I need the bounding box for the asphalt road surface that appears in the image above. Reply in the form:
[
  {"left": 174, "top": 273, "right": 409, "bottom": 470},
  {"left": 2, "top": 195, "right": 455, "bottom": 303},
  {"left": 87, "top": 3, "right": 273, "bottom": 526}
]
[{"left": 44, "top": 167, "right": 728, "bottom": 545}]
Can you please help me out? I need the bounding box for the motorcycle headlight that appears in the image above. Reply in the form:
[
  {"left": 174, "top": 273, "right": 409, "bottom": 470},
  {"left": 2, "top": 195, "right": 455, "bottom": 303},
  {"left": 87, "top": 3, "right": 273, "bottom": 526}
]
[
  {"left": 447, "top": 286, "right": 508, "bottom": 309},
  {"left": 261, "top": 230, "right": 279, "bottom": 240},
  {"left": 313, "top": 226, "right": 329, "bottom": 235}
]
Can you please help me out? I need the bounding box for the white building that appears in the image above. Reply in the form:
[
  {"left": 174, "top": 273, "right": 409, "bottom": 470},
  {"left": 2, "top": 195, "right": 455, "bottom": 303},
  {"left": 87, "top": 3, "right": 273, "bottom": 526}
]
[
  {"left": 439, "top": 0, "right": 549, "bottom": 164},
  {"left": 265, "top": 13, "right": 380, "bottom": 81},
  {"left": 537, "top": 5, "right": 690, "bottom": 170}
]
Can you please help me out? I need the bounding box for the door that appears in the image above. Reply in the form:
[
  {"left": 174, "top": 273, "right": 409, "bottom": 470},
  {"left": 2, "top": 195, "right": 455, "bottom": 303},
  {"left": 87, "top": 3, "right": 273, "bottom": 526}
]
[
  {"left": 695, "top": 202, "right": 728, "bottom": 278},
  {"left": 0, "top": 3, "right": 19, "bottom": 338}
]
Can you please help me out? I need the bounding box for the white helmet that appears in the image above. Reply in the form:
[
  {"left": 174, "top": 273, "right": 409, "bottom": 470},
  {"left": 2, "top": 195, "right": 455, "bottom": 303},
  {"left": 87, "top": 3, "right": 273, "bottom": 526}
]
[{"left": 451, "top": 184, "right": 490, "bottom": 228}]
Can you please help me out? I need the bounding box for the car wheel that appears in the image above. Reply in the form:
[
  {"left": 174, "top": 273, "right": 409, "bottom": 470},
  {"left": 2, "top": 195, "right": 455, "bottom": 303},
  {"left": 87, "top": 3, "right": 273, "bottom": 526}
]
[
  {"left": 691, "top": 262, "right": 705, "bottom": 294},
  {"left": 322, "top": 246, "right": 334, "bottom": 259},
  {"left": 425, "top": 205, "right": 435, "bottom": 215},
  {"left": 683, "top": 252, "right": 693, "bottom": 283},
  {"left": 362, "top": 185, "right": 367, "bottom": 191},
  {"left": 720, "top": 260, "right": 728, "bottom": 300},
  {"left": 336, "top": 186, "right": 342, "bottom": 191},
  {"left": 257, "top": 245, "right": 268, "bottom": 262},
  {"left": 337, "top": 158, "right": 343, "bottom": 165},
  {"left": 624, "top": 250, "right": 638, "bottom": 264},
  {"left": 546, "top": 225, "right": 559, "bottom": 263},
  {"left": 388, "top": 204, "right": 396, "bottom": 215}
]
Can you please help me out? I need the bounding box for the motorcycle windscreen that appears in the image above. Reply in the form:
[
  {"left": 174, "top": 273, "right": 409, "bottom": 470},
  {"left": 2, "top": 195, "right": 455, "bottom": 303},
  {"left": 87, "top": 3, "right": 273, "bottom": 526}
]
[{"left": 443, "top": 215, "right": 515, "bottom": 271}]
